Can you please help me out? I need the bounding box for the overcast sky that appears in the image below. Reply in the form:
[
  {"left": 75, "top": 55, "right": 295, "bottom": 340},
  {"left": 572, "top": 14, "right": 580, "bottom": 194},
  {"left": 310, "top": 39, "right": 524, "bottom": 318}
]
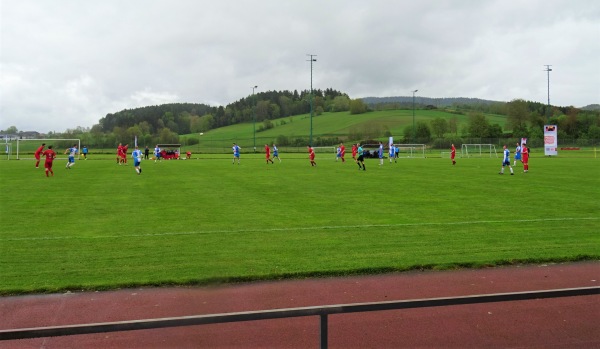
[{"left": 1, "top": 0, "right": 599, "bottom": 133}]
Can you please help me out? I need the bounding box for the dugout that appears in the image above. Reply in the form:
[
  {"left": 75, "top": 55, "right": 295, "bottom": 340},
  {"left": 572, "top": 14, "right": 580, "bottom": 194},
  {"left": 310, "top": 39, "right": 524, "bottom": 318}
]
[{"left": 156, "top": 144, "right": 181, "bottom": 160}]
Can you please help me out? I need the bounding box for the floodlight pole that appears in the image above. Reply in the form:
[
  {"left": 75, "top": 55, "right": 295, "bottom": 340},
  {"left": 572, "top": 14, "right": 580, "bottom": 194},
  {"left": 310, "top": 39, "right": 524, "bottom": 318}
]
[
  {"left": 544, "top": 65, "right": 552, "bottom": 122},
  {"left": 412, "top": 89, "right": 418, "bottom": 143},
  {"left": 252, "top": 85, "right": 258, "bottom": 152},
  {"left": 307, "top": 54, "right": 317, "bottom": 146}
]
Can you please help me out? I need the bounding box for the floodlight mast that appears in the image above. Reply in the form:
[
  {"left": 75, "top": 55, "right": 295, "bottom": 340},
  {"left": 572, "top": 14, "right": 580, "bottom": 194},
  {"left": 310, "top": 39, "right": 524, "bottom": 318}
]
[
  {"left": 252, "top": 85, "right": 258, "bottom": 152},
  {"left": 412, "top": 89, "right": 418, "bottom": 143},
  {"left": 307, "top": 54, "right": 317, "bottom": 146},
  {"left": 544, "top": 65, "right": 552, "bottom": 121}
]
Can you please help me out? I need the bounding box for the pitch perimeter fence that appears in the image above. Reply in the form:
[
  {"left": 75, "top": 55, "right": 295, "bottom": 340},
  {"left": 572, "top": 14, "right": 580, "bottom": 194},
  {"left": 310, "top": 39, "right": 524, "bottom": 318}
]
[{"left": 1, "top": 286, "right": 598, "bottom": 348}]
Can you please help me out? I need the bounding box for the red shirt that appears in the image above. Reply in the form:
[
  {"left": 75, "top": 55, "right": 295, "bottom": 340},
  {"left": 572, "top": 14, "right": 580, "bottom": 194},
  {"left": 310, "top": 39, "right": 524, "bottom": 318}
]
[
  {"left": 42, "top": 149, "right": 56, "bottom": 162},
  {"left": 35, "top": 145, "right": 45, "bottom": 157},
  {"left": 308, "top": 147, "right": 315, "bottom": 160}
]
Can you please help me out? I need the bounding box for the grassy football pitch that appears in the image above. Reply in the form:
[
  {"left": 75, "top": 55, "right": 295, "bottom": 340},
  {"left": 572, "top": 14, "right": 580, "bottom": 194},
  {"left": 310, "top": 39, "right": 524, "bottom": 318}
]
[{"left": 0, "top": 153, "right": 598, "bottom": 295}]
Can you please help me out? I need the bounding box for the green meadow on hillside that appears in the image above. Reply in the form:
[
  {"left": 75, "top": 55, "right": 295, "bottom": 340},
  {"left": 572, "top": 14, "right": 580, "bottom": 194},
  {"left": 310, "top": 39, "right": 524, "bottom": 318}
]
[{"left": 182, "top": 109, "right": 508, "bottom": 152}]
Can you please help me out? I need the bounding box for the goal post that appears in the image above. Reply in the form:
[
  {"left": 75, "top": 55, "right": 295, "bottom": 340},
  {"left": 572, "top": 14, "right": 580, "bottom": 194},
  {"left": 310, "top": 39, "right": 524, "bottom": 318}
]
[
  {"left": 16, "top": 139, "right": 81, "bottom": 160},
  {"left": 3, "top": 143, "right": 12, "bottom": 160},
  {"left": 461, "top": 144, "right": 498, "bottom": 158}
]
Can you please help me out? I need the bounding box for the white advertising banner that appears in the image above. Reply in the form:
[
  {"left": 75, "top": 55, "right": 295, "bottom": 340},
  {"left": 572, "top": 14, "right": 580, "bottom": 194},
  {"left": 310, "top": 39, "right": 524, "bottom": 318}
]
[{"left": 544, "top": 125, "right": 558, "bottom": 156}]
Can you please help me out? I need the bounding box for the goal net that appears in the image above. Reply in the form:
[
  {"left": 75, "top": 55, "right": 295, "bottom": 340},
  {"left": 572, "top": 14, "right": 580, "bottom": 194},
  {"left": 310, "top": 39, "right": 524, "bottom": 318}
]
[
  {"left": 312, "top": 146, "right": 337, "bottom": 159},
  {"left": 16, "top": 139, "right": 81, "bottom": 160},
  {"left": 461, "top": 144, "right": 498, "bottom": 158},
  {"left": 395, "top": 144, "right": 425, "bottom": 158}
]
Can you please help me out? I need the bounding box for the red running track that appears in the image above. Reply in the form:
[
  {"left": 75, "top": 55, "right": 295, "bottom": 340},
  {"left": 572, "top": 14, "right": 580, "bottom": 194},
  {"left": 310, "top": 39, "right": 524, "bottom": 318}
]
[{"left": 1, "top": 261, "right": 599, "bottom": 348}]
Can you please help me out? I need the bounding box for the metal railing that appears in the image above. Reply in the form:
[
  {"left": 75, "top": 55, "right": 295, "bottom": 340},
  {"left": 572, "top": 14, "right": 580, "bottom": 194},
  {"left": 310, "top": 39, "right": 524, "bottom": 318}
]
[{"left": 1, "top": 286, "right": 598, "bottom": 348}]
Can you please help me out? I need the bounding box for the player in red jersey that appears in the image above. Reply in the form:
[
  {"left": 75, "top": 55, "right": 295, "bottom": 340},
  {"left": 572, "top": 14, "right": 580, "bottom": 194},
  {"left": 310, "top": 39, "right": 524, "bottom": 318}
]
[
  {"left": 42, "top": 145, "right": 56, "bottom": 177},
  {"left": 116, "top": 143, "right": 123, "bottom": 164},
  {"left": 521, "top": 143, "right": 529, "bottom": 173},
  {"left": 339, "top": 142, "right": 346, "bottom": 163},
  {"left": 308, "top": 145, "right": 316, "bottom": 166},
  {"left": 121, "top": 144, "right": 129, "bottom": 164},
  {"left": 450, "top": 143, "right": 456, "bottom": 165},
  {"left": 351, "top": 144, "right": 358, "bottom": 161},
  {"left": 34, "top": 143, "right": 46, "bottom": 168},
  {"left": 264, "top": 144, "right": 274, "bottom": 164}
]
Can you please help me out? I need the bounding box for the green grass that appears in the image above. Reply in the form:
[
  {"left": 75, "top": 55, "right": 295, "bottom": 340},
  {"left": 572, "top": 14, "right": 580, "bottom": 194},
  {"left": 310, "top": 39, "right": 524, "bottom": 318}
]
[{"left": 0, "top": 154, "right": 598, "bottom": 295}]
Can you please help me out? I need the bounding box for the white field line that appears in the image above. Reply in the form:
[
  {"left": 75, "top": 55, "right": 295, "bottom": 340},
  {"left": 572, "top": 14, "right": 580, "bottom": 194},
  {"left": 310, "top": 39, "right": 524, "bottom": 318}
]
[{"left": 3, "top": 217, "right": 599, "bottom": 242}]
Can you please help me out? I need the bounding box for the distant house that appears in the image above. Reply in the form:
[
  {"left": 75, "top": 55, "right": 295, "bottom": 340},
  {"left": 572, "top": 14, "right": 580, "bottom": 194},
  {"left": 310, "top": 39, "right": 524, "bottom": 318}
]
[
  {"left": 0, "top": 134, "right": 20, "bottom": 141},
  {"left": 20, "top": 131, "right": 42, "bottom": 139},
  {"left": 0, "top": 131, "right": 42, "bottom": 140}
]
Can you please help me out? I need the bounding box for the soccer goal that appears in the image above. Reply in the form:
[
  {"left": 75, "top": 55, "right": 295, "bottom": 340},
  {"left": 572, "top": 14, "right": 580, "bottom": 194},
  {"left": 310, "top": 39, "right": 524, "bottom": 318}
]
[
  {"left": 16, "top": 139, "right": 81, "bottom": 160},
  {"left": 461, "top": 144, "right": 498, "bottom": 158},
  {"left": 312, "top": 146, "right": 337, "bottom": 159},
  {"left": 396, "top": 144, "right": 426, "bottom": 158}
]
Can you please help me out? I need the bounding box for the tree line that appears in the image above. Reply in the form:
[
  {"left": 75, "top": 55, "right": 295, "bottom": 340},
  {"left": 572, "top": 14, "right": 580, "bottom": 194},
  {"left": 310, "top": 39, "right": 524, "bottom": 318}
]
[{"left": 3, "top": 92, "right": 598, "bottom": 150}]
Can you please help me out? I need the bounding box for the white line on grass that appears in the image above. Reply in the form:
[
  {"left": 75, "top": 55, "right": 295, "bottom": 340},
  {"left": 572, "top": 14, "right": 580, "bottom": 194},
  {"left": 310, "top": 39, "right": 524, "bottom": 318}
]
[{"left": 3, "top": 217, "right": 599, "bottom": 242}]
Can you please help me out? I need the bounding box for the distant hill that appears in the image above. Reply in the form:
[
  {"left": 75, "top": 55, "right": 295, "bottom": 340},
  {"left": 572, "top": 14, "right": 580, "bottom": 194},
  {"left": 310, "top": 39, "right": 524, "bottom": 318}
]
[
  {"left": 361, "top": 96, "right": 504, "bottom": 107},
  {"left": 581, "top": 104, "right": 600, "bottom": 111}
]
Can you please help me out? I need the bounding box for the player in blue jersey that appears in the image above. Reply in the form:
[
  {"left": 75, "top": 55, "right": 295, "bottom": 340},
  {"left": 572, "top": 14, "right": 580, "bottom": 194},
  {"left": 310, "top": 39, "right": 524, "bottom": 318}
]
[
  {"left": 272, "top": 144, "right": 281, "bottom": 163},
  {"left": 499, "top": 145, "right": 514, "bottom": 175},
  {"left": 132, "top": 146, "right": 143, "bottom": 174},
  {"left": 378, "top": 142, "right": 384, "bottom": 166},
  {"left": 154, "top": 145, "right": 161, "bottom": 163},
  {"left": 389, "top": 143, "right": 396, "bottom": 163},
  {"left": 514, "top": 142, "right": 521, "bottom": 166},
  {"left": 356, "top": 143, "right": 366, "bottom": 171},
  {"left": 232, "top": 143, "right": 241, "bottom": 164},
  {"left": 65, "top": 144, "right": 78, "bottom": 169}
]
